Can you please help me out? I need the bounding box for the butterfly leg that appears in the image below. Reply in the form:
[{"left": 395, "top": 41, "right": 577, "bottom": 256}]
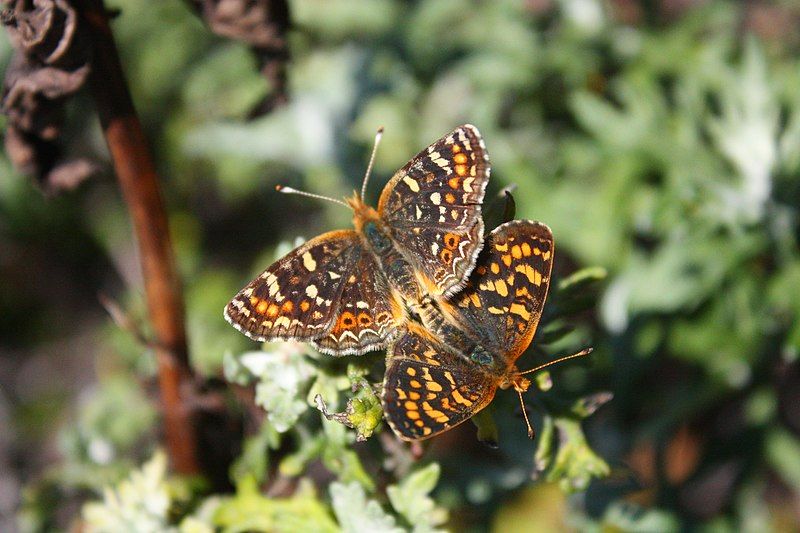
[{"left": 514, "top": 386, "right": 535, "bottom": 439}]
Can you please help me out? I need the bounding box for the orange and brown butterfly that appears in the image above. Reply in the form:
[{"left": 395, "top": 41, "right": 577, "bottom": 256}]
[
  {"left": 381, "top": 219, "right": 592, "bottom": 441},
  {"left": 224, "top": 125, "right": 491, "bottom": 355}
]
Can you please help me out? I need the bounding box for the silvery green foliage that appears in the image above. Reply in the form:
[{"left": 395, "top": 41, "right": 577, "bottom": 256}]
[
  {"left": 329, "top": 465, "right": 447, "bottom": 532},
  {"left": 546, "top": 417, "right": 610, "bottom": 493},
  {"left": 225, "top": 342, "right": 316, "bottom": 433},
  {"left": 82, "top": 451, "right": 173, "bottom": 533},
  {"left": 330, "top": 482, "right": 403, "bottom": 533},
  {"left": 213, "top": 477, "right": 338, "bottom": 532},
  {"left": 706, "top": 37, "right": 777, "bottom": 224},
  {"left": 534, "top": 393, "right": 613, "bottom": 493},
  {"left": 577, "top": 502, "right": 681, "bottom": 533},
  {"left": 386, "top": 464, "right": 448, "bottom": 533}
]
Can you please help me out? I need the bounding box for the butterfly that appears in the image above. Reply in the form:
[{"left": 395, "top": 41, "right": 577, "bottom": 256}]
[
  {"left": 381, "top": 219, "right": 591, "bottom": 441},
  {"left": 225, "top": 125, "right": 491, "bottom": 356}
]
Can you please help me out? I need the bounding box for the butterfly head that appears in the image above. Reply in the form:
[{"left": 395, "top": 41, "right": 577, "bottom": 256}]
[
  {"left": 347, "top": 192, "right": 380, "bottom": 232},
  {"left": 498, "top": 369, "right": 531, "bottom": 393}
]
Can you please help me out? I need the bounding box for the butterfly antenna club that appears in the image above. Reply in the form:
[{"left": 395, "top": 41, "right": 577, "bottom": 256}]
[
  {"left": 361, "top": 126, "right": 384, "bottom": 201},
  {"left": 275, "top": 185, "right": 350, "bottom": 208}
]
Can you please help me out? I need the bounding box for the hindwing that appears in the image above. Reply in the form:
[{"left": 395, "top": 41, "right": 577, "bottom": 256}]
[
  {"left": 442, "top": 220, "right": 554, "bottom": 364},
  {"left": 382, "top": 324, "right": 496, "bottom": 441},
  {"left": 311, "top": 247, "right": 402, "bottom": 355}
]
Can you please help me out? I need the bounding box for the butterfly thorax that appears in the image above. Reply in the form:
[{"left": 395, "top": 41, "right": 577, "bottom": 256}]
[
  {"left": 356, "top": 208, "right": 507, "bottom": 375},
  {"left": 348, "top": 194, "right": 425, "bottom": 307}
]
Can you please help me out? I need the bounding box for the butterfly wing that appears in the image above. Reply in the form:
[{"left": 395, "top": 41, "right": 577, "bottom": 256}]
[
  {"left": 225, "top": 230, "right": 400, "bottom": 354},
  {"left": 443, "top": 220, "right": 554, "bottom": 364},
  {"left": 382, "top": 323, "right": 496, "bottom": 441},
  {"left": 378, "top": 124, "right": 490, "bottom": 297},
  {"left": 311, "top": 246, "right": 403, "bottom": 355}
]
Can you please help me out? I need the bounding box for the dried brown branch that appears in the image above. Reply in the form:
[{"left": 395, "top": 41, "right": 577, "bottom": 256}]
[
  {"left": 74, "top": 0, "right": 200, "bottom": 475},
  {"left": 98, "top": 292, "right": 153, "bottom": 349}
]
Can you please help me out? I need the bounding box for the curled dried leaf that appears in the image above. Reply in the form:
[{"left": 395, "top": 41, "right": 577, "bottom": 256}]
[
  {"left": 4, "top": 0, "right": 86, "bottom": 67},
  {"left": 188, "top": 0, "right": 290, "bottom": 115},
  {"left": 1, "top": 1, "right": 94, "bottom": 192},
  {"left": 189, "top": 0, "right": 289, "bottom": 48},
  {"left": 2, "top": 50, "right": 89, "bottom": 136}
]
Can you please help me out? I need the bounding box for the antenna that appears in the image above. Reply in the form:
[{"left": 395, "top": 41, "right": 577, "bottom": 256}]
[
  {"left": 515, "top": 347, "right": 593, "bottom": 439},
  {"left": 275, "top": 185, "right": 349, "bottom": 208},
  {"left": 361, "top": 126, "right": 384, "bottom": 201},
  {"left": 518, "top": 347, "right": 593, "bottom": 376}
]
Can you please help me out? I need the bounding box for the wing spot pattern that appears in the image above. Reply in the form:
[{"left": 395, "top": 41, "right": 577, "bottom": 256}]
[
  {"left": 451, "top": 389, "right": 473, "bottom": 406},
  {"left": 425, "top": 380, "right": 443, "bottom": 392},
  {"left": 402, "top": 176, "right": 420, "bottom": 192},
  {"left": 509, "top": 303, "right": 531, "bottom": 321},
  {"left": 302, "top": 251, "right": 316, "bottom": 271},
  {"left": 495, "top": 279, "right": 509, "bottom": 297}
]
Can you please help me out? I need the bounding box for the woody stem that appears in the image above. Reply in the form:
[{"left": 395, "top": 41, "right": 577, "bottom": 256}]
[{"left": 76, "top": 0, "right": 200, "bottom": 474}]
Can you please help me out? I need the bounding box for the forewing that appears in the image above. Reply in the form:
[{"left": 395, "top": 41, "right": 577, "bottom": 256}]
[
  {"left": 443, "top": 220, "right": 554, "bottom": 364},
  {"left": 225, "top": 230, "right": 360, "bottom": 342},
  {"left": 378, "top": 124, "right": 490, "bottom": 296},
  {"left": 382, "top": 324, "right": 496, "bottom": 441},
  {"left": 225, "top": 230, "right": 400, "bottom": 354},
  {"left": 311, "top": 247, "right": 402, "bottom": 356}
]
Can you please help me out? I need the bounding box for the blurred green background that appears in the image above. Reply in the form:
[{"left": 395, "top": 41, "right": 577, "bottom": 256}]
[{"left": 2, "top": 0, "right": 800, "bottom": 531}]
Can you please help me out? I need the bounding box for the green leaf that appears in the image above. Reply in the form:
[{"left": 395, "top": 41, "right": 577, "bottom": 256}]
[
  {"left": 552, "top": 267, "right": 607, "bottom": 318},
  {"left": 278, "top": 433, "right": 325, "bottom": 478},
  {"left": 534, "top": 415, "right": 556, "bottom": 476},
  {"left": 330, "top": 481, "right": 403, "bottom": 533},
  {"left": 471, "top": 407, "right": 499, "bottom": 448},
  {"left": 706, "top": 36, "right": 777, "bottom": 224},
  {"left": 81, "top": 451, "right": 173, "bottom": 532},
  {"left": 557, "top": 266, "right": 609, "bottom": 294},
  {"left": 593, "top": 501, "right": 680, "bottom": 532},
  {"left": 238, "top": 344, "right": 316, "bottom": 433},
  {"left": 571, "top": 392, "right": 614, "bottom": 419},
  {"left": 765, "top": 429, "right": 800, "bottom": 491},
  {"left": 387, "top": 464, "right": 448, "bottom": 532},
  {"left": 545, "top": 418, "right": 610, "bottom": 493},
  {"left": 230, "top": 420, "right": 280, "bottom": 484},
  {"left": 320, "top": 419, "right": 375, "bottom": 489},
  {"left": 214, "top": 476, "right": 338, "bottom": 533}
]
